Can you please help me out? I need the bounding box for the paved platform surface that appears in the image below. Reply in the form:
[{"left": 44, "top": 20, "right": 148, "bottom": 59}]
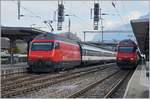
[{"left": 124, "top": 62, "right": 149, "bottom": 98}]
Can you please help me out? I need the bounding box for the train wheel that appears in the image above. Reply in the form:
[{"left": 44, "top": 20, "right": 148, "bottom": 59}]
[
  {"left": 55, "top": 68, "right": 62, "bottom": 72},
  {"left": 118, "top": 66, "right": 124, "bottom": 70},
  {"left": 54, "top": 63, "right": 64, "bottom": 72}
]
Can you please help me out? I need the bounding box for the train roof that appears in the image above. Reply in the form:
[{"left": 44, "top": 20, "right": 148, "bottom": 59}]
[
  {"left": 118, "top": 39, "right": 137, "bottom": 47},
  {"left": 33, "top": 33, "right": 78, "bottom": 44}
]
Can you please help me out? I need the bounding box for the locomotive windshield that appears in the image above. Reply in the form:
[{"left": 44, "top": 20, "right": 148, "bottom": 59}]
[
  {"left": 31, "top": 42, "right": 53, "bottom": 51},
  {"left": 118, "top": 47, "right": 134, "bottom": 52}
]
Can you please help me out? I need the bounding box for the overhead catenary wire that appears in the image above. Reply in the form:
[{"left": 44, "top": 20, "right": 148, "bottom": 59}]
[
  {"left": 61, "top": 1, "right": 95, "bottom": 31},
  {"left": 111, "top": 0, "right": 129, "bottom": 31},
  {"left": 11, "top": 0, "right": 54, "bottom": 32},
  {"left": 120, "top": 0, "right": 134, "bottom": 40},
  {"left": 112, "top": 0, "right": 136, "bottom": 40},
  {"left": 12, "top": 0, "right": 43, "bottom": 19},
  {"left": 112, "top": 1, "right": 126, "bottom": 27}
]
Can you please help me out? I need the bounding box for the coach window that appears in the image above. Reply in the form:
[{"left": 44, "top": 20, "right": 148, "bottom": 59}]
[
  {"left": 82, "top": 49, "right": 86, "bottom": 55},
  {"left": 100, "top": 52, "right": 102, "bottom": 56},
  {"left": 85, "top": 50, "right": 88, "bottom": 55}
]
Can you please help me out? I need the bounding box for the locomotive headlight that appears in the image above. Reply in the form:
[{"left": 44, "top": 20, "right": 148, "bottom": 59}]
[
  {"left": 130, "top": 58, "right": 134, "bottom": 61},
  {"left": 118, "top": 58, "right": 122, "bottom": 60}
]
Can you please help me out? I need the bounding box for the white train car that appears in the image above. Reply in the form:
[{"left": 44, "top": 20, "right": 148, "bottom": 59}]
[{"left": 80, "top": 43, "right": 116, "bottom": 64}]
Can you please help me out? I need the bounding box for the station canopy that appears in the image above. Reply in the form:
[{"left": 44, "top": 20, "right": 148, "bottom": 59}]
[
  {"left": 1, "top": 26, "right": 44, "bottom": 41},
  {"left": 131, "top": 19, "right": 149, "bottom": 58}
]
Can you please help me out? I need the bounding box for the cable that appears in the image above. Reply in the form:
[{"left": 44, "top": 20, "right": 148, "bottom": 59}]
[
  {"left": 11, "top": 0, "right": 53, "bottom": 31},
  {"left": 112, "top": 0, "right": 136, "bottom": 41},
  {"left": 111, "top": 1, "right": 128, "bottom": 30},
  {"left": 12, "top": 0, "right": 43, "bottom": 19}
]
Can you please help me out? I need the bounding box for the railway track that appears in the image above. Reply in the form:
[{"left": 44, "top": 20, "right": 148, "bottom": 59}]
[
  {"left": 67, "top": 70, "right": 121, "bottom": 98},
  {"left": 104, "top": 71, "right": 130, "bottom": 98},
  {"left": 2, "top": 73, "right": 33, "bottom": 83},
  {"left": 1, "top": 73, "right": 44, "bottom": 86},
  {"left": 2, "top": 64, "right": 108, "bottom": 90},
  {"left": 1, "top": 63, "right": 114, "bottom": 98},
  {"left": 19, "top": 65, "right": 120, "bottom": 98},
  {"left": 67, "top": 70, "right": 130, "bottom": 98}
]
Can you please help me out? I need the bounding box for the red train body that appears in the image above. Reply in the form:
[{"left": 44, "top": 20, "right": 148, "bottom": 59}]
[
  {"left": 28, "top": 33, "right": 81, "bottom": 72},
  {"left": 116, "top": 39, "right": 139, "bottom": 69}
]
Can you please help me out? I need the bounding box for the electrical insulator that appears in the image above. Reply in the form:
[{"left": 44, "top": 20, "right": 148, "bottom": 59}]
[
  {"left": 94, "top": 3, "right": 99, "bottom": 21},
  {"left": 58, "top": 4, "right": 64, "bottom": 22}
]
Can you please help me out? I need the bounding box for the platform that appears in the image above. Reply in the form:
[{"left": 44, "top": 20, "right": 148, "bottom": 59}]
[
  {"left": 124, "top": 62, "right": 149, "bottom": 98},
  {"left": 1, "top": 62, "right": 28, "bottom": 76}
]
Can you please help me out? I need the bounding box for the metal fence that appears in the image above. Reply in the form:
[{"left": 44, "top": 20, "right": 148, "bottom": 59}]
[{"left": 1, "top": 55, "right": 27, "bottom": 64}]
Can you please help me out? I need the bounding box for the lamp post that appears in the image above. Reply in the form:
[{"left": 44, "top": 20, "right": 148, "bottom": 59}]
[
  {"left": 65, "top": 14, "right": 72, "bottom": 32},
  {"left": 65, "top": 14, "right": 73, "bottom": 39}
]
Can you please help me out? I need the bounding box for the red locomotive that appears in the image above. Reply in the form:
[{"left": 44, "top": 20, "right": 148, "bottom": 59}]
[
  {"left": 28, "top": 33, "right": 115, "bottom": 72},
  {"left": 116, "top": 39, "right": 140, "bottom": 69},
  {"left": 28, "top": 33, "right": 81, "bottom": 72}
]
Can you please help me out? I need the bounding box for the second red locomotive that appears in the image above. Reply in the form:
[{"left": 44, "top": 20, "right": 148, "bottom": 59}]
[{"left": 116, "top": 39, "right": 140, "bottom": 69}]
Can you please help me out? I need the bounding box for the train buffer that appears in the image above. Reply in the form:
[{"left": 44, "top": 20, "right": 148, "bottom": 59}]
[{"left": 123, "top": 62, "right": 149, "bottom": 98}]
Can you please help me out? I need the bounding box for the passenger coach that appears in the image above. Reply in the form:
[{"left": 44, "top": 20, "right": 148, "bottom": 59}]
[{"left": 80, "top": 43, "right": 116, "bottom": 65}]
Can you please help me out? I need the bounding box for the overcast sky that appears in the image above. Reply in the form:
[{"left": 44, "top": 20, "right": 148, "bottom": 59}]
[{"left": 1, "top": 0, "right": 149, "bottom": 41}]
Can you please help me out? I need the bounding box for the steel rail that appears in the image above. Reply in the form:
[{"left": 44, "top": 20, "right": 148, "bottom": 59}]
[
  {"left": 67, "top": 70, "right": 120, "bottom": 98},
  {"left": 2, "top": 64, "right": 111, "bottom": 98},
  {"left": 104, "top": 71, "right": 130, "bottom": 98},
  {"left": 2, "top": 63, "right": 114, "bottom": 91}
]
